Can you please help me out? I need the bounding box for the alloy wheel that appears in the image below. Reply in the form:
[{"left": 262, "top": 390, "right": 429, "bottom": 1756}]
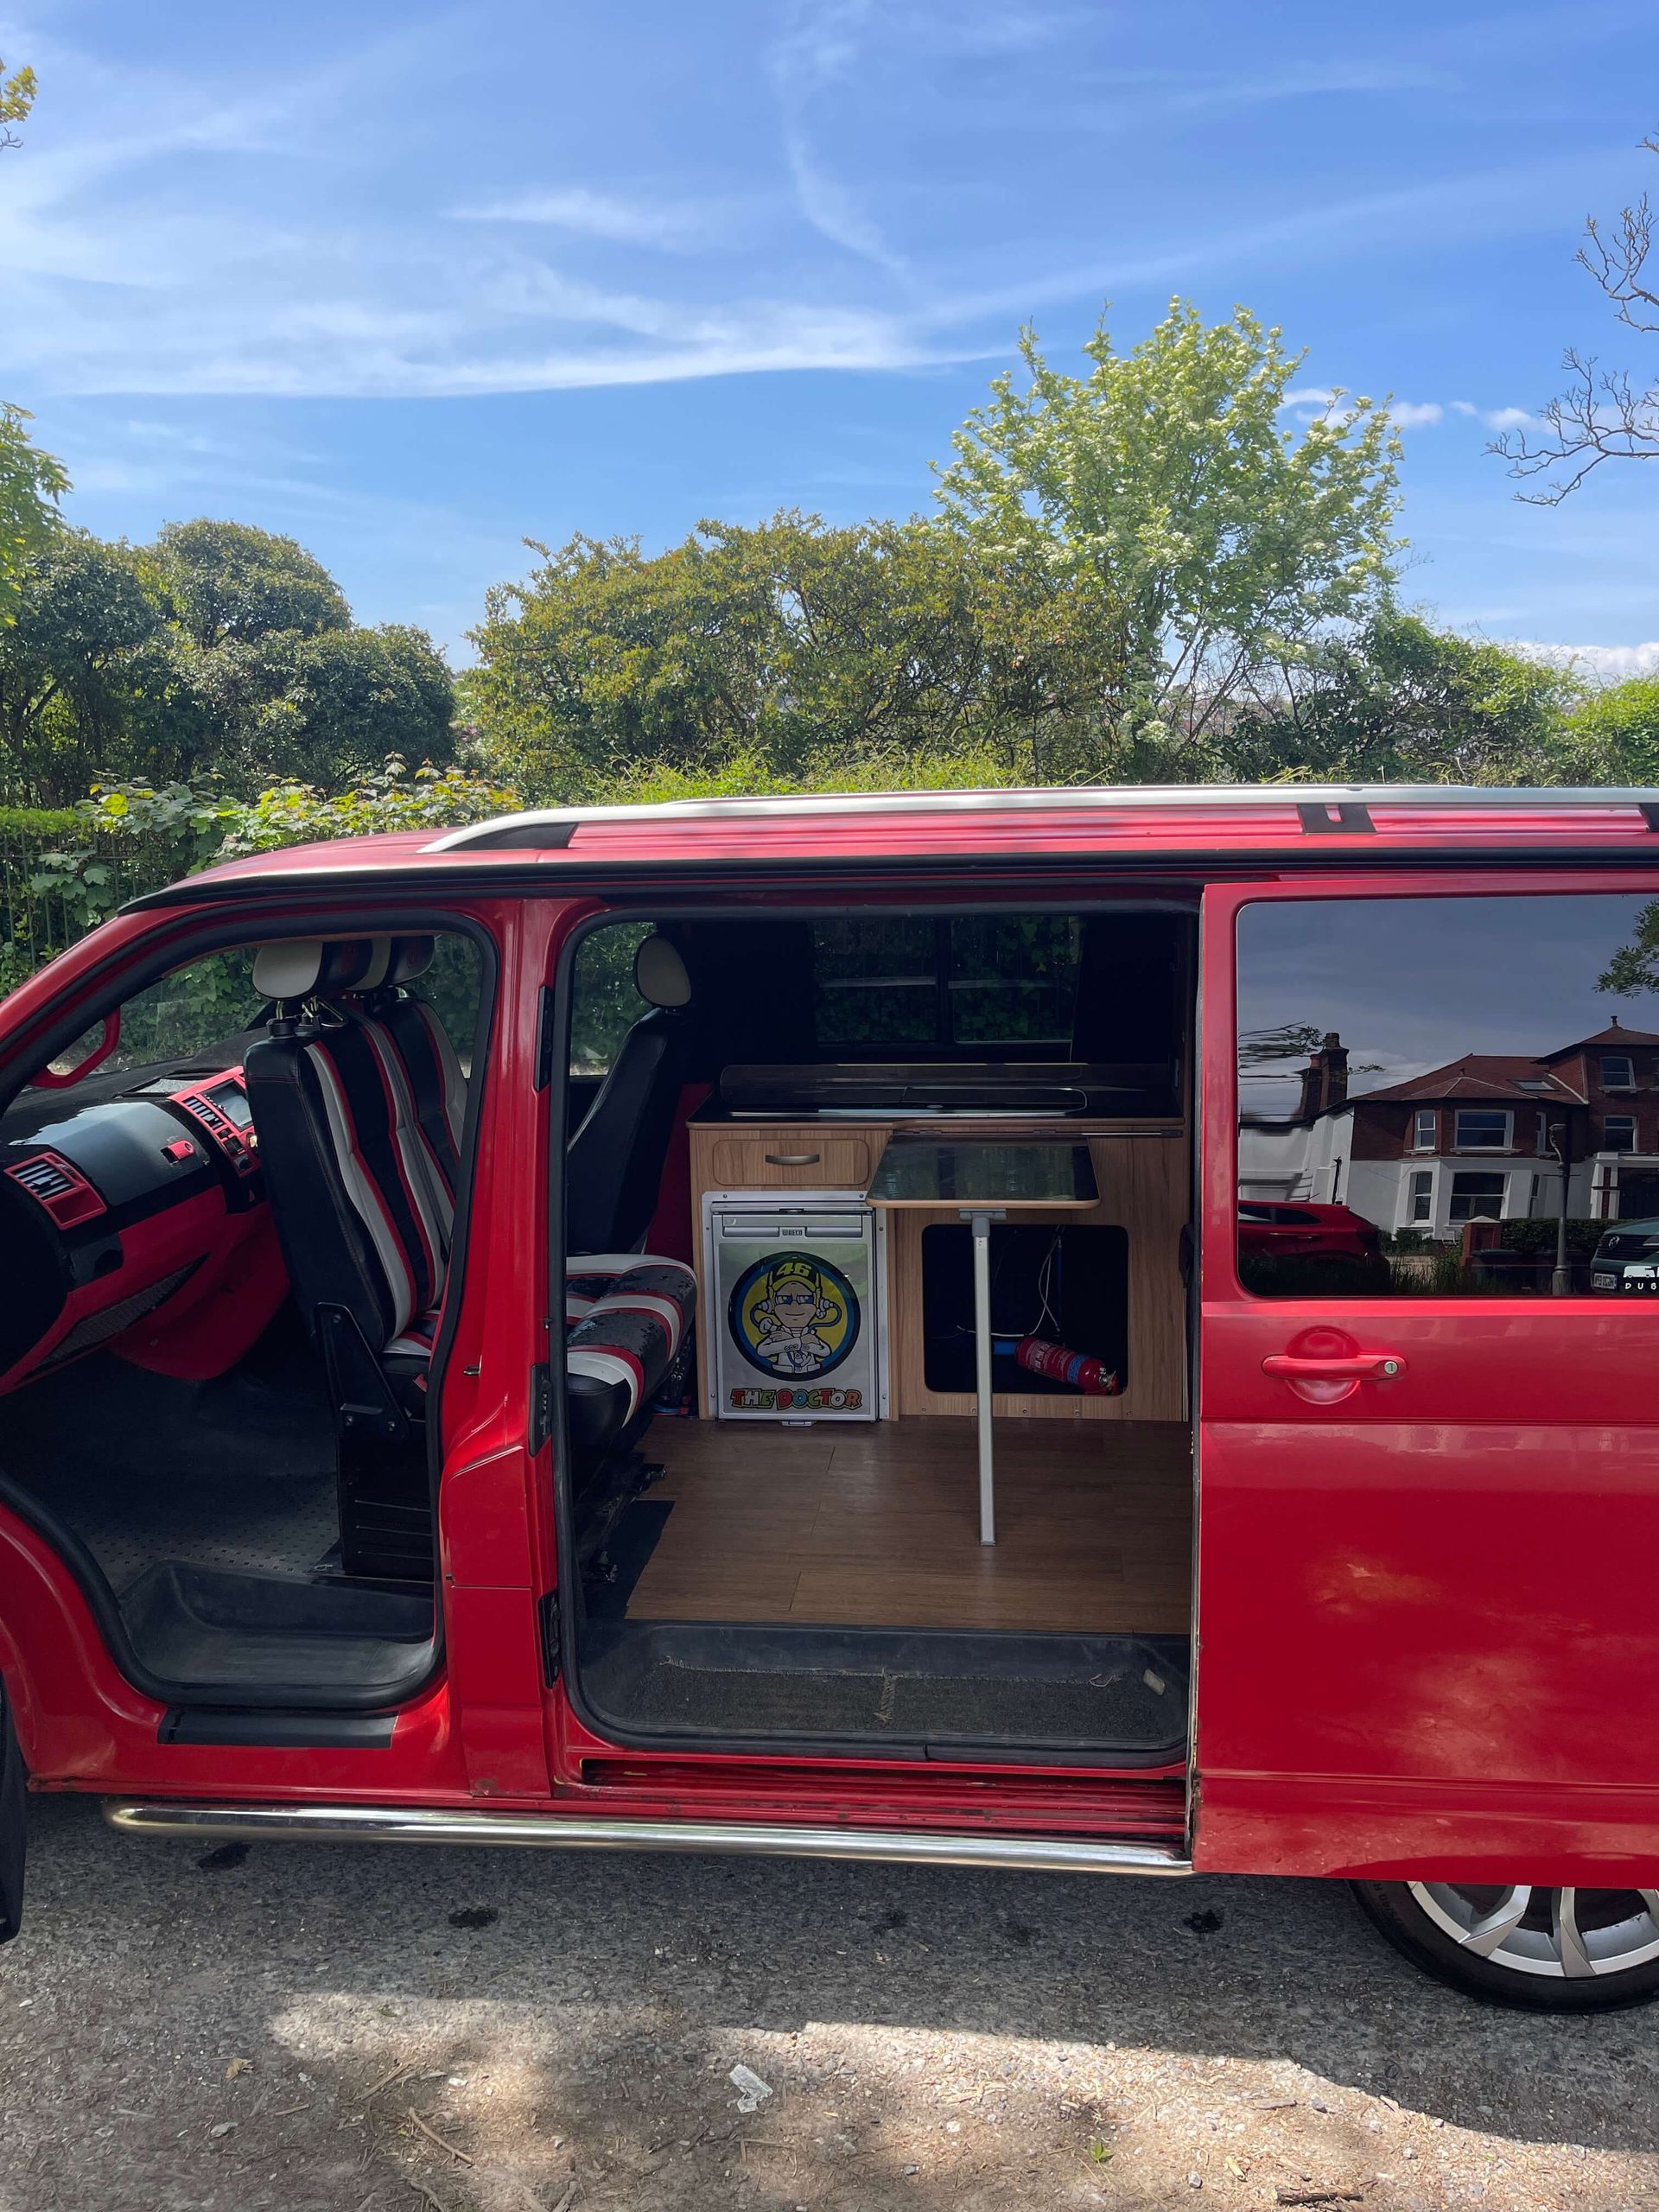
[{"left": 1408, "top": 1882, "right": 1659, "bottom": 1979}]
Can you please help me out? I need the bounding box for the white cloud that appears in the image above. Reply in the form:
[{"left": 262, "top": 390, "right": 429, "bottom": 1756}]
[
  {"left": 1452, "top": 399, "right": 1537, "bottom": 430},
  {"left": 1280, "top": 386, "right": 1443, "bottom": 429},
  {"left": 1516, "top": 640, "right": 1659, "bottom": 681},
  {"left": 767, "top": 0, "right": 907, "bottom": 272},
  {"left": 449, "top": 188, "right": 743, "bottom": 252}
]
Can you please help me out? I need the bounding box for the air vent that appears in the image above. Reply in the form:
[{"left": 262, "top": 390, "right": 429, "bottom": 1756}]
[{"left": 6, "top": 1149, "right": 106, "bottom": 1229}]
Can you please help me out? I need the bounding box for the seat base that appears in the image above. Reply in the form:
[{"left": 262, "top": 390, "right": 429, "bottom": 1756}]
[{"left": 337, "top": 1434, "right": 433, "bottom": 1582}]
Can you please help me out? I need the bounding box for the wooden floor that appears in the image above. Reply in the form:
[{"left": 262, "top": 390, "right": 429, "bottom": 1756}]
[{"left": 626, "top": 1415, "right": 1192, "bottom": 1635}]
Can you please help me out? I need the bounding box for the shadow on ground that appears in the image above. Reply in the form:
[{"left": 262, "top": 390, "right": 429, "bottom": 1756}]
[{"left": 1, "top": 1794, "right": 1654, "bottom": 2211}]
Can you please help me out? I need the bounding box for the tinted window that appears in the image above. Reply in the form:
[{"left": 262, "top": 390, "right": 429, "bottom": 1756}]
[
  {"left": 72, "top": 950, "right": 261, "bottom": 1077},
  {"left": 32, "top": 933, "right": 485, "bottom": 1086},
  {"left": 811, "top": 915, "right": 1080, "bottom": 1051},
  {"left": 1236, "top": 893, "right": 1659, "bottom": 1296}
]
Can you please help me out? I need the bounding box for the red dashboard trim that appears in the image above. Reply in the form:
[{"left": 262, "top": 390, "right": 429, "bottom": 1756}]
[{"left": 5, "top": 1150, "right": 107, "bottom": 1230}]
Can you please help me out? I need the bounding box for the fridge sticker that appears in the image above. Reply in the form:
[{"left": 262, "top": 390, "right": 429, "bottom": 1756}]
[
  {"left": 730, "top": 1250, "right": 861, "bottom": 1379},
  {"left": 729, "top": 1385, "right": 865, "bottom": 1412}
]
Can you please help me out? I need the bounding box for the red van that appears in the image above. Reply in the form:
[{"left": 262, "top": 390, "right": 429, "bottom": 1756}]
[{"left": 5, "top": 783, "right": 1659, "bottom": 2012}]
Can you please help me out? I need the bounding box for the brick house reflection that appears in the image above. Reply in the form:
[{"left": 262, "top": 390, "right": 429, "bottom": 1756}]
[{"left": 1239, "top": 1020, "right": 1659, "bottom": 1234}]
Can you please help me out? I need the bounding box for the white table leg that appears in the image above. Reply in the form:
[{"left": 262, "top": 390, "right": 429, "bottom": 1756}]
[{"left": 967, "top": 1208, "right": 1001, "bottom": 1546}]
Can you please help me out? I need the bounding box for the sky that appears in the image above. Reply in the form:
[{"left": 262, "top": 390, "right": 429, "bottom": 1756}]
[
  {"left": 1237, "top": 894, "right": 1659, "bottom": 1115},
  {"left": 1, "top": 1, "right": 1658, "bottom": 664}
]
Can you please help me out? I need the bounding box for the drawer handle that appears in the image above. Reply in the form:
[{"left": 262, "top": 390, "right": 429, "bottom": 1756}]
[{"left": 765, "top": 1152, "right": 821, "bottom": 1166}]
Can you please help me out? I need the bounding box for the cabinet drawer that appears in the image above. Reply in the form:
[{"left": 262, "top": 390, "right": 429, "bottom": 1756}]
[{"left": 709, "top": 1134, "right": 874, "bottom": 1189}]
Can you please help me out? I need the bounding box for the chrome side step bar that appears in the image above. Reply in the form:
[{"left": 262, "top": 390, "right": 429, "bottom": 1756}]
[{"left": 105, "top": 1799, "right": 1191, "bottom": 1876}]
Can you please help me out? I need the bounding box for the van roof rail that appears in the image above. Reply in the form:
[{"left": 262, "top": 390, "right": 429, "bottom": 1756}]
[{"left": 425, "top": 785, "right": 1659, "bottom": 852}]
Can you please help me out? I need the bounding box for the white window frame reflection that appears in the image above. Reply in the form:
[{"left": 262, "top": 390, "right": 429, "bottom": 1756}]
[{"left": 1453, "top": 1109, "right": 1513, "bottom": 1152}]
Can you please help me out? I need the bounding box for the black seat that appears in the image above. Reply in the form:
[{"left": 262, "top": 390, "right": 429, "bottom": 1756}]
[
  {"left": 243, "top": 938, "right": 460, "bottom": 1436},
  {"left": 243, "top": 935, "right": 476, "bottom": 1580},
  {"left": 566, "top": 933, "right": 691, "bottom": 1255}
]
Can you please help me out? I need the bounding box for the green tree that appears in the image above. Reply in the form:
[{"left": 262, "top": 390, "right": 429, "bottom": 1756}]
[
  {"left": 189, "top": 621, "right": 458, "bottom": 788},
  {"left": 151, "top": 518, "right": 351, "bottom": 647},
  {"left": 932, "top": 299, "right": 1402, "bottom": 775},
  {"left": 1, "top": 51, "right": 36, "bottom": 151},
  {"left": 1564, "top": 674, "right": 1659, "bottom": 781},
  {"left": 469, "top": 511, "right": 1102, "bottom": 798},
  {"left": 0, "top": 519, "right": 456, "bottom": 800},
  {"left": 1226, "top": 613, "right": 1580, "bottom": 784},
  {"left": 1600, "top": 894, "right": 1659, "bottom": 998},
  {"left": 0, "top": 64, "right": 68, "bottom": 623},
  {"left": 0, "top": 533, "right": 177, "bottom": 801},
  {"left": 0, "top": 405, "right": 71, "bottom": 631},
  {"left": 146, "top": 519, "right": 454, "bottom": 790}
]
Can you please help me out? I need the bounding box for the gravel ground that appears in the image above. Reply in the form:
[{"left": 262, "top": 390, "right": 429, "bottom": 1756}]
[{"left": 3, "top": 1792, "right": 1657, "bottom": 2212}]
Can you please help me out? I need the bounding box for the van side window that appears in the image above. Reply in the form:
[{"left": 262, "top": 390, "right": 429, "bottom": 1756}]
[
  {"left": 1236, "top": 893, "right": 1659, "bottom": 1296},
  {"left": 570, "top": 921, "right": 652, "bottom": 1075},
  {"left": 49, "top": 949, "right": 264, "bottom": 1079}
]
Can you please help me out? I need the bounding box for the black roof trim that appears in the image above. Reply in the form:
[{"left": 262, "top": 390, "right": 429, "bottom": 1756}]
[{"left": 120, "top": 842, "right": 1659, "bottom": 916}]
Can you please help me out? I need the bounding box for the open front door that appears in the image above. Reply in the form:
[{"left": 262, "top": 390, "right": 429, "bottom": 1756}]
[{"left": 1196, "top": 874, "right": 1659, "bottom": 1885}]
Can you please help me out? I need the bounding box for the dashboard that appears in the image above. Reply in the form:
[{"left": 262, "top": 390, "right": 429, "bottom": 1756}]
[{"left": 0, "top": 1058, "right": 287, "bottom": 1395}]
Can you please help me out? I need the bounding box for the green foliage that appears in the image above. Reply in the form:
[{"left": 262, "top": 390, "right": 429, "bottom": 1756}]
[
  {"left": 0, "top": 406, "right": 69, "bottom": 628},
  {"left": 0, "top": 53, "right": 37, "bottom": 145},
  {"left": 19, "top": 781, "right": 237, "bottom": 935},
  {"left": 100, "top": 948, "right": 262, "bottom": 1071},
  {"left": 1566, "top": 676, "right": 1659, "bottom": 783},
  {"left": 0, "top": 780, "right": 235, "bottom": 993},
  {"left": 151, "top": 519, "right": 350, "bottom": 649},
  {"left": 215, "top": 759, "right": 517, "bottom": 856},
  {"left": 1477, "top": 1218, "right": 1605, "bottom": 1258},
  {"left": 179, "top": 615, "right": 456, "bottom": 791},
  {"left": 603, "top": 740, "right": 1030, "bottom": 805},
  {"left": 0, "top": 518, "right": 457, "bottom": 802},
  {"left": 467, "top": 512, "right": 1102, "bottom": 798},
  {"left": 1228, "top": 612, "right": 1581, "bottom": 783},
  {"left": 933, "top": 298, "right": 1403, "bottom": 767},
  {"left": 570, "top": 921, "right": 652, "bottom": 1073},
  {"left": 1599, "top": 896, "right": 1659, "bottom": 999},
  {"left": 0, "top": 533, "right": 178, "bottom": 800}
]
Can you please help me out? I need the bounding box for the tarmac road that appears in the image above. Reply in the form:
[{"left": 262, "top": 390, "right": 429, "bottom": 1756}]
[{"left": 1, "top": 1790, "right": 1656, "bottom": 2212}]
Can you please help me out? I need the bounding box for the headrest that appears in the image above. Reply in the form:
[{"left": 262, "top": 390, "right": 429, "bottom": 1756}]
[
  {"left": 356, "top": 939, "right": 393, "bottom": 990},
  {"left": 385, "top": 935, "right": 435, "bottom": 986},
  {"left": 634, "top": 933, "right": 691, "bottom": 1009},
  {"left": 251, "top": 938, "right": 378, "bottom": 1002}
]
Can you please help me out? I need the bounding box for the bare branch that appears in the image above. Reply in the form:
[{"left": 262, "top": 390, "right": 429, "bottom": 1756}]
[{"left": 1496, "top": 132, "right": 1659, "bottom": 499}]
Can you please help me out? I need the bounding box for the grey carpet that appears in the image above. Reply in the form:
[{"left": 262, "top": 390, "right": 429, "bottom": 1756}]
[{"left": 0, "top": 1334, "right": 339, "bottom": 1594}]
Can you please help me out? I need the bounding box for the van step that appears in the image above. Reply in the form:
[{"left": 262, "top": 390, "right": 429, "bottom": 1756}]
[
  {"left": 118, "top": 1561, "right": 432, "bottom": 1696},
  {"left": 105, "top": 1797, "right": 1192, "bottom": 1875}
]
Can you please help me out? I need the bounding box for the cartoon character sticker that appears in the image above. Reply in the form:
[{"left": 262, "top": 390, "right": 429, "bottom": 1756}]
[{"left": 730, "top": 1250, "right": 860, "bottom": 1380}]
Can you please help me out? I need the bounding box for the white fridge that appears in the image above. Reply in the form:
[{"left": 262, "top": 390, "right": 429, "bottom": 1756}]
[{"left": 702, "top": 1192, "right": 887, "bottom": 1423}]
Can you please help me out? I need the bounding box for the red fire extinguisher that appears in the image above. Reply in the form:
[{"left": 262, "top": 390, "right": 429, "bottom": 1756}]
[{"left": 1010, "top": 1335, "right": 1122, "bottom": 1396}]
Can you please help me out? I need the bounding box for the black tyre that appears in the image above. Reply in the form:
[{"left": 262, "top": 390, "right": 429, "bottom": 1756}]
[{"left": 1353, "top": 1878, "right": 1659, "bottom": 2012}]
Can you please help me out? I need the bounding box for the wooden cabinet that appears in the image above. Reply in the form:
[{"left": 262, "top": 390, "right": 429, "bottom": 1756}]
[
  {"left": 880, "top": 1132, "right": 1189, "bottom": 1422},
  {"left": 696, "top": 1125, "right": 887, "bottom": 1193},
  {"left": 687, "top": 1116, "right": 1188, "bottom": 1424}
]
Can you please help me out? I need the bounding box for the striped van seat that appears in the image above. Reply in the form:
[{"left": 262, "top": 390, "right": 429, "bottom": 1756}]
[
  {"left": 302, "top": 1019, "right": 450, "bottom": 1355},
  {"left": 564, "top": 1255, "right": 696, "bottom": 1452}
]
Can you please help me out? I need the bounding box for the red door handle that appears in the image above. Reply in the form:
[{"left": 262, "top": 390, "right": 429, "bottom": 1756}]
[{"left": 1262, "top": 1351, "right": 1406, "bottom": 1381}]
